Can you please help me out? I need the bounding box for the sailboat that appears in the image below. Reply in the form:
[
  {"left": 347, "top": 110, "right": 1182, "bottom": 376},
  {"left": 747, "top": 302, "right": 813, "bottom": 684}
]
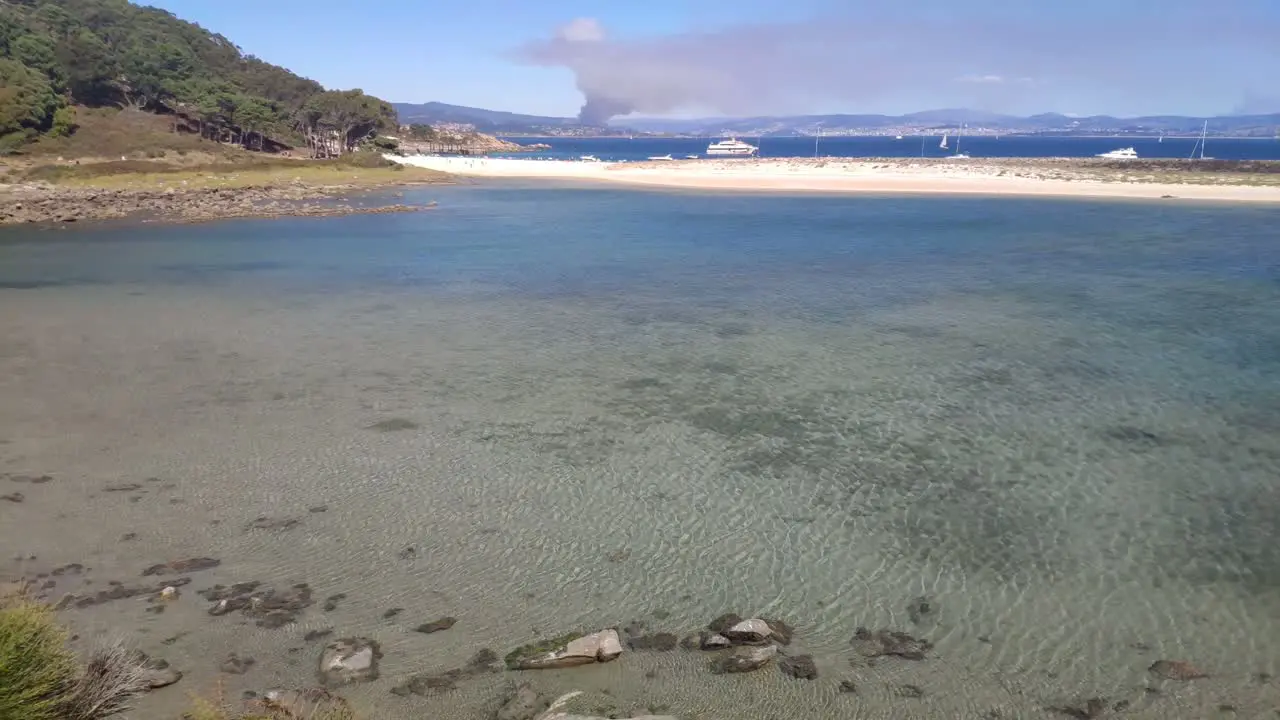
[
  {"left": 939, "top": 133, "right": 949, "bottom": 150},
  {"left": 946, "top": 124, "right": 971, "bottom": 159},
  {"left": 1190, "top": 121, "right": 1212, "bottom": 160}
]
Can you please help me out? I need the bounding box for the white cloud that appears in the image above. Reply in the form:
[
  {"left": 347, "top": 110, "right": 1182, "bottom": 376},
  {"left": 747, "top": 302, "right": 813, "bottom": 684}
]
[
  {"left": 957, "top": 74, "right": 1006, "bottom": 84},
  {"left": 956, "top": 74, "right": 1037, "bottom": 86},
  {"left": 557, "top": 17, "right": 605, "bottom": 43}
]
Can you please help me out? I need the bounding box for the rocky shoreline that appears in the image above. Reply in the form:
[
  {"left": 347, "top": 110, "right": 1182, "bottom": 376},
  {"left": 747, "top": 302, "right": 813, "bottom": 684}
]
[
  {"left": 0, "top": 182, "right": 446, "bottom": 227},
  {"left": 6, "top": 543, "right": 1227, "bottom": 720}
]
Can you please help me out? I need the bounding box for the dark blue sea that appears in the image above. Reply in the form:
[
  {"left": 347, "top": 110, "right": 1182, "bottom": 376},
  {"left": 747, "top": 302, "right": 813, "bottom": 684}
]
[
  {"left": 2, "top": 186, "right": 1279, "bottom": 718},
  {"left": 496, "top": 134, "right": 1280, "bottom": 161}
]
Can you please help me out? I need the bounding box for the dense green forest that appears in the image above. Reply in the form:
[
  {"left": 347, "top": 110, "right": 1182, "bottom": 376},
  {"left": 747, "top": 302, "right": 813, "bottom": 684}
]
[{"left": 0, "top": 0, "right": 397, "bottom": 155}]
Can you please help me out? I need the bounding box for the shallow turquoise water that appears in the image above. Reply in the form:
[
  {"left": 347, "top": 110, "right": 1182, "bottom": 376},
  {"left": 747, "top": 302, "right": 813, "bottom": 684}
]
[{"left": 1, "top": 187, "right": 1278, "bottom": 718}]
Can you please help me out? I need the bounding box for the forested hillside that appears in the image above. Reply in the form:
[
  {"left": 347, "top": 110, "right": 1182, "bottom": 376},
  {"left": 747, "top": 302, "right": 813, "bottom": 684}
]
[{"left": 0, "top": 0, "right": 396, "bottom": 156}]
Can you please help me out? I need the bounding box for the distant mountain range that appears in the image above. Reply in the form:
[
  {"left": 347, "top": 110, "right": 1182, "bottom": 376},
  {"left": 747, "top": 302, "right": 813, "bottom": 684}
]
[{"left": 393, "top": 102, "right": 1280, "bottom": 138}]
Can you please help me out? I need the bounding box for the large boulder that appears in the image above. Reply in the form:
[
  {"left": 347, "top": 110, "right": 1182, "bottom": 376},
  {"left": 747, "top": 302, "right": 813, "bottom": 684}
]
[
  {"left": 317, "top": 638, "right": 382, "bottom": 686},
  {"left": 505, "top": 630, "right": 623, "bottom": 670}
]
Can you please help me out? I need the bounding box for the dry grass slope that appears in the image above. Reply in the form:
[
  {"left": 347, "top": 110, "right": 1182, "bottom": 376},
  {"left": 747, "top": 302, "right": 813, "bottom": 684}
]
[{"left": 1, "top": 107, "right": 450, "bottom": 191}]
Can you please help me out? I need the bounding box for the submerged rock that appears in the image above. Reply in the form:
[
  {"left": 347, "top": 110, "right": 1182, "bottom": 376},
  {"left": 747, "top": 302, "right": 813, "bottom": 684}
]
[
  {"left": 261, "top": 688, "right": 351, "bottom": 718},
  {"left": 1046, "top": 697, "right": 1109, "bottom": 719},
  {"left": 1148, "top": 660, "right": 1208, "bottom": 680},
  {"left": 130, "top": 652, "right": 182, "bottom": 689},
  {"left": 505, "top": 629, "right": 623, "bottom": 670},
  {"left": 219, "top": 652, "right": 255, "bottom": 675},
  {"left": 389, "top": 647, "right": 500, "bottom": 697},
  {"left": 141, "top": 557, "right": 220, "bottom": 576},
  {"left": 906, "top": 595, "right": 938, "bottom": 627},
  {"left": 707, "top": 613, "right": 743, "bottom": 634},
  {"left": 317, "top": 638, "right": 381, "bottom": 687},
  {"left": 415, "top": 616, "right": 457, "bottom": 634},
  {"left": 711, "top": 645, "right": 777, "bottom": 674},
  {"left": 779, "top": 654, "right": 818, "bottom": 680},
  {"left": 851, "top": 627, "right": 933, "bottom": 661},
  {"left": 627, "top": 633, "right": 679, "bottom": 651},
  {"left": 496, "top": 683, "right": 550, "bottom": 720}
]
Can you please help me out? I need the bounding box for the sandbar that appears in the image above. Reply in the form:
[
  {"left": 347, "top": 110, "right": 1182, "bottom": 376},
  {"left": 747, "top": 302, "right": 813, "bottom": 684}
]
[{"left": 389, "top": 155, "right": 1280, "bottom": 203}]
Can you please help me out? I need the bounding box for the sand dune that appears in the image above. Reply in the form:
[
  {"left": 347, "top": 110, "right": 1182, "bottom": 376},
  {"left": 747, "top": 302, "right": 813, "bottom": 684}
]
[{"left": 388, "top": 155, "right": 1280, "bottom": 203}]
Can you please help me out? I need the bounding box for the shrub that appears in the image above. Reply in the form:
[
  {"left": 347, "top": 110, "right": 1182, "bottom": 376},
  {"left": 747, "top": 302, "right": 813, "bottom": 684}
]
[
  {"left": 62, "top": 640, "right": 150, "bottom": 720},
  {"left": 0, "top": 596, "right": 78, "bottom": 720},
  {"left": 49, "top": 106, "right": 79, "bottom": 138}
]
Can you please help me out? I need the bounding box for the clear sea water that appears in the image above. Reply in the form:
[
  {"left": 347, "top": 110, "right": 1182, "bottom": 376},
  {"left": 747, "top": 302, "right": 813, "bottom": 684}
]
[
  {"left": 494, "top": 135, "right": 1280, "bottom": 162},
  {"left": 1, "top": 186, "right": 1279, "bottom": 719}
]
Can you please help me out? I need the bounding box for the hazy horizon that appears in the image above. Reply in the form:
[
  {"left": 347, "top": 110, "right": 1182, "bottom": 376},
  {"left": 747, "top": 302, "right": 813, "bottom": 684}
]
[
  {"left": 144, "top": 0, "right": 1280, "bottom": 121},
  {"left": 393, "top": 100, "right": 1280, "bottom": 125}
]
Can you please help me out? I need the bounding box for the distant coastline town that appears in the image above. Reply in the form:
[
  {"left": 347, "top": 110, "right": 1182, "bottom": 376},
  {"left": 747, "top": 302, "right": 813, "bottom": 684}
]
[{"left": 396, "top": 102, "right": 1280, "bottom": 140}]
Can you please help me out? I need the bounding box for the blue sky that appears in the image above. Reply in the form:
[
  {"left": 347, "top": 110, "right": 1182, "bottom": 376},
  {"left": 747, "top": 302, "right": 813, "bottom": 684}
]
[{"left": 147, "top": 0, "right": 1280, "bottom": 119}]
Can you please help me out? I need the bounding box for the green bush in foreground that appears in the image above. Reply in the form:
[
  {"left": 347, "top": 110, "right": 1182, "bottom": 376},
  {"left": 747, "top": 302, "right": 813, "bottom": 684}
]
[{"left": 0, "top": 595, "right": 78, "bottom": 720}]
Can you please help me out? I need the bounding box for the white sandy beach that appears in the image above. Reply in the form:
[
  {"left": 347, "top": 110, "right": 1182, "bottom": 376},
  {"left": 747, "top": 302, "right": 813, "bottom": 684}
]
[{"left": 389, "top": 154, "right": 1280, "bottom": 203}]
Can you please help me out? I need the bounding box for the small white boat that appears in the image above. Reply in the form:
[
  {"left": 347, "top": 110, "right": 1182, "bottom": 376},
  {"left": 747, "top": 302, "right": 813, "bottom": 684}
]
[
  {"left": 647, "top": 154, "right": 674, "bottom": 161},
  {"left": 944, "top": 153, "right": 971, "bottom": 160},
  {"left": 939, "top": 134, "right": 949, "bottom": 150},
  {"left": 580, "top": 154, "right": 601, "bottom": 162},
  {"left": 1097, "top": 147, "right": 1138, "bottom": 159},
  {"left": 706, "top": 138, "right": 758, "bottom": 156},
  {"left": 895, "top": 134, "right": 904, "bottom": 140},
  {"left": 685, "top": 154, "right": 699, "bottom": 159}
]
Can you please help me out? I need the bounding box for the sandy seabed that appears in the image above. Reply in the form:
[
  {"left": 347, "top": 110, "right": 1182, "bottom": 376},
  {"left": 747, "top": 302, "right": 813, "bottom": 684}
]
[
  {"left": 389, "top": 154, "right": 1280, "bottom": 204},
  {"left": 2, "top": 190, "right": 1279, "bottom": 720}
]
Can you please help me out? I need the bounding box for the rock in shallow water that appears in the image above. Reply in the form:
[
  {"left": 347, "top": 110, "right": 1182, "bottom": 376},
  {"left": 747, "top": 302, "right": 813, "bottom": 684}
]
[
  {"left": 712, "top": 645, "right": 777, "bottom": 674},
  {"left": 505, "top": 629, "right": 623, "bottom": 670},
  {"left": 496, "top": 683, "right": 550, "bottom": 720},
  {"left": 779, "top": 654, "right": 818, "bottom": 680},
  {"left": 317, "top": 638, "right": 381, "bottom": 686},
  {"left": 415, "top": 616, "right": 457, "bottom": 634},
  {"left": 724, "top": 619, "right": 774, "bottom": 645},
  {"left": 262, "top": 687, "right": 351, "bottom": 718},
  {"left": 1148, "top": 659, "right": 1207, "bottom": 680},
  {"left": 851, "top": 627, "right": 932, "bottom": 661},
  {"left": 707, "top": 613, "right": 743, "bottom": 634}
]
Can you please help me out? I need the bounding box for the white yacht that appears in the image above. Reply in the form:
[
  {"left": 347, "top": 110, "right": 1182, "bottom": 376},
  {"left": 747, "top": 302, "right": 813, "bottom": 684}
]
[
  {"left": 580, "top": 154, "right": 601, "bottom": 162},
  {"left": 1097, "top": 147, "right": 1138, "bottom": 159},
  {"left": 706, "top": 138, "right": 758, "bottom": 156},
  {"left": 647, "top": 154, "right": 675, "bottom": 161}
]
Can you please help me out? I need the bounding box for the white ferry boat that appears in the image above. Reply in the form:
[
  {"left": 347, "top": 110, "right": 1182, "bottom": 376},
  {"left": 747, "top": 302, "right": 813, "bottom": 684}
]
[
  {"left": 706, "top": 138, "right": 758, "bottom": 156},
  {"left": 1097, "top": 147, "right": 1138, "bottom": 159}
]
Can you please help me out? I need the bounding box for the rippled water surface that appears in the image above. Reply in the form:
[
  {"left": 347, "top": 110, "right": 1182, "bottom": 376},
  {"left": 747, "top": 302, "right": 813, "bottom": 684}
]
[{"left": 1, "top": 187, "right": 1279, "bottom": 719}]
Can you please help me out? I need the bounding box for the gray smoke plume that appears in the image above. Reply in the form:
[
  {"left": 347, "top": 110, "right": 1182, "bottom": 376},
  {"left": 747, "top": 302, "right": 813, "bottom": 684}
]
[{"left": 514, "top": 6, "right": 1280, "bottom": 123}]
